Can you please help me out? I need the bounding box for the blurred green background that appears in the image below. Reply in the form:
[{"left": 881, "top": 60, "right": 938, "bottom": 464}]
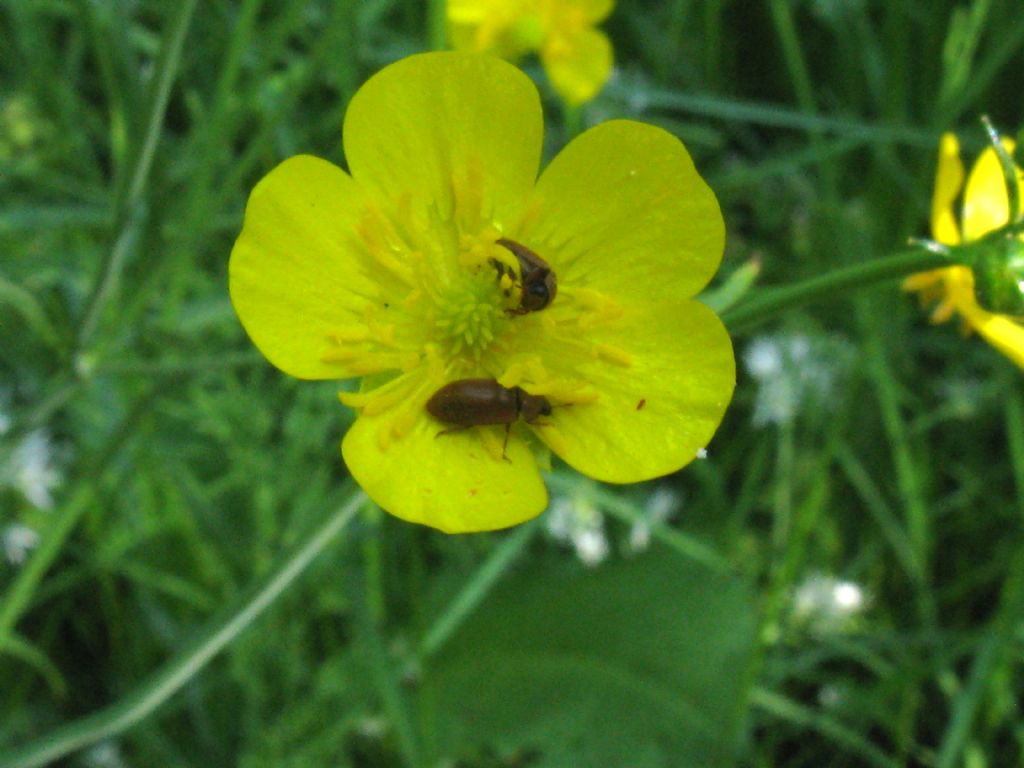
[{"left": 2, "top": 1, "right": 1024, "bottom": 766}]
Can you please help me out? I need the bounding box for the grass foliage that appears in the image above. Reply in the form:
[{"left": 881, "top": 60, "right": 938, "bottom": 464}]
[{"left": 2, "top": 0, "right": 1024, "bottom": 765}]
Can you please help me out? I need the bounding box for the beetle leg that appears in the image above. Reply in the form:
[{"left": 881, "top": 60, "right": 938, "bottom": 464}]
[{"left": 501, "top": 422, "right": 512, "bottom": 463}]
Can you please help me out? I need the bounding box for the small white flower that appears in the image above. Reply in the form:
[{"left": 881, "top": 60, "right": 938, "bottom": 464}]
[
  {"left": 3, "top": 523, "right": 40, "bottom": 566},
  {"left": 832, "top": 581, "right": 865, "bottom": 613},
  {"left": 744, "top": 337, "right": 784, "bottom": 378},
  {"left": 356, "top": 716, "right": 389, "bottom": 738},
  {"left": 574, "top": 527, "right": 610, "bottom": 567},
  {"left": 817, "top": 684, "right": 844, "bottom": 708},
  {"left": 6, "top": 429, "right": 61, "bottom": 510},
  {"left": 627, "top": 486, "right": 680, "bottom": 553},
  {"left": 791, "top": 574, "right": 868, "bottom": 635},
  {"left": 84, "top": 741, "right": 126, "bottom": 768},
  {"left": 546, "top": 495, "right": 609, "bottom": 567}
]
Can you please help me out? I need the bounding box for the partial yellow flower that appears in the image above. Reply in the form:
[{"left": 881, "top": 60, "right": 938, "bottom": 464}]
[
  {"left": 447, "top": 0, "right": 614, "bottom": 106},
  {"left": 904, "top": 132, "right": 1024, "bottom": 368},
  {"left": 230, "top": 52, "right": 733, "bottom": 533}
]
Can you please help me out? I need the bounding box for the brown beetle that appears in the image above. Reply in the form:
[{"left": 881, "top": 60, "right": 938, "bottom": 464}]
[
  {"left": 494, "top": 237, "right": 557, "bottom": 313},
  {"left": 426, "top": 378, "right": 552, "bottom": 459}
]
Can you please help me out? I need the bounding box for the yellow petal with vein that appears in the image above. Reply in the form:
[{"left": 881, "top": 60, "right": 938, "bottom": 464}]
[
  {"left": 343, "top": 408, "right": 548, "bottom": 533},
  {"left": 230, "top": 155, "right": 374, "bottom": 380}
]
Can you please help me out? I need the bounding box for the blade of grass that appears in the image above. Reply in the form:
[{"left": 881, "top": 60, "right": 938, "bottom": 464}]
[
  {"left": 0, "top": 275, "right": 63, "bottom": 353},
  {"left": 834, "top": 444, "right": 922, "bottom": 583},
  {"left": 935, "top": 546, "right": 1024, "bottom": 768},
  {"left": 750, "top": 687, "right": 901, "bottom": 768},
  {"left": 855, "top": 296, "right": 932, "bottom": 603},
  {"left": 0, "top": 485, "right": 96, "bottom": 656},
  {"left": 605, "top": 85, "right": 938, "bottom": 148},
  {"left": 359, "top": 506, "right": 422, "bottom": 768},
  {"left": 75, "top": 0, "right": 198, "bottom": 351},
  {"left": 418, "top": 518, "right": 540, "bottom": 660},
  {"left": 934, "top": 388, "right": 1024, "bottom": 767},
  {"left": 0, "top": 633, "right": 67, "bottom": 698},
  {"left": 0, "top": 383, "right": 170, "bottom": 658},
  {"left": 945, "top": 12, "right": 1024, "bottom": 124},
  {"left": 0, "top": 489, "right": 364, "bottom": 768}
]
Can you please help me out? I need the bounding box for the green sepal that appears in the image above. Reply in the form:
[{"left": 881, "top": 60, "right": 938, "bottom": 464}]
[{"left": 961, "top": 235, "right": 1024, "bottom": 317}]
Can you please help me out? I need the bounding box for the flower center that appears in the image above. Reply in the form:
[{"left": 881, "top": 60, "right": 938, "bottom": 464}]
[{"left": 433, "top": 249, "right": 511, "bottom": 361}]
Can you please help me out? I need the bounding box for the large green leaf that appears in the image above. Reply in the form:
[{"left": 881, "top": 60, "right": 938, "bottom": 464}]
[{"left": 432, "top": 546, "right": 757, "bottom": 767}]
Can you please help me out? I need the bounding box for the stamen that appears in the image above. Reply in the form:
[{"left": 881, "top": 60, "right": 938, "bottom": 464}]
[
  {"left": 567, "top": 287, "right": 624, "bottom": 327},
  {"left": 357, "top": 205, "right": 416, "bottom": 285},
  {"left": 332, "top": 327, "right": 372, "bottom": 344},
  {"left": 338, "top": 377, "right": 413, "bottom": 416},
  {"left": 321, "top": 350, "right": 421, "bottom": 374},
  {"left": 594, "top": 343, "right": 633, "bottom": 367},
  {"left": 477, "top": 427, "right": 506, "bottom": 461}
]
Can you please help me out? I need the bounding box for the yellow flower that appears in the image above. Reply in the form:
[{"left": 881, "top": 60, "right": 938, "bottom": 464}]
[
  {"left": 904, "top": 133, "right": 1024, "bottom": 369},
  {"left": 230, "top": 52, "right": 733, "bottom": 533},
  {"left": 447, "top": 0, "right": 614, "bottom": 106}
]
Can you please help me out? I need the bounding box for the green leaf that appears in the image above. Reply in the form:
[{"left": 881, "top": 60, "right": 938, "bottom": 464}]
[{"left": 431, "top": 548, "right": 756, "bottom": 767}]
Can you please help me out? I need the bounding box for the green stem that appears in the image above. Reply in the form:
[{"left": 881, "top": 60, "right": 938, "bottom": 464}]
[
  {"left": 426, "top": 0, "right": 447, "bottom": 50},
  {"left": 720, "top": 249, "right": 952, "bottom": 333},
  {"left": 0, "top": 490, "right": 364, "bottom": 768},
  {"left": 75, "top": 0, "right": 198, "bottom": 353},
  {"left": 563, "top": 103, "right": 583, "bottom": 140},
  {"left": 359, "top": 513, "right": 422, "bottom": 768}
]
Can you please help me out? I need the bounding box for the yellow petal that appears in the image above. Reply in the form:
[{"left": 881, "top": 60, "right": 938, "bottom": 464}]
[
  {"left": 540, "top": 26, "right": 613, "bottom": 105},
  {"left": 902, "top": 269, "right": 943, "bottom": 293},
  {"left": 230, "top": 155, "right": 375, "bottom": 379},
  {"left": 447, "top": 0, "right": 529, "bottom": 47},
  {"left": 573, "top": 0, "right": 615, "bottom": 24},
  {"left": 519, "top": 120, "right": 724, "bottom": 302},
  {"left": 342, "top": 408, "right": 548, "bottom": 533},
  {"left": 958, "top": 295, "right": 1024, "bottom": 370},
  {"left": 343, "top": 52, "right": 542, "bottom": 234},
  {"left": 962, "top": 138, "right": 1017, "bottom": 242},
  {"left": 931, "top": 132, "right": 964, "bottom": 246},
  {"left": 446, "top": 0, "right": 489, "bottom": 24},
  {"left": 531, "top": 299, "right": 734, "bottom": 483}
]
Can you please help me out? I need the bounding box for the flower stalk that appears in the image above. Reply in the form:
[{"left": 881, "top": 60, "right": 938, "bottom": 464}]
[{"left": 721, "top": 248, "right": 954, "bottom": 333}]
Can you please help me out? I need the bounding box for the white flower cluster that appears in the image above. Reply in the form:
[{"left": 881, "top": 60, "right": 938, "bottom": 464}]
[
  {"left": 744, "top": 333, "right": 853, "bottom": 427},
  {"left": 84, "top": 741, "right": 127, "bottom": 768},
  {"left": 2, "top": 523, "right": 40, "bottom": 566},
  {"left": 4, "top": 429, "right": 61, "bottom": 510},
  {"left": 791, "top": 573, "right": 868, "bottom": 635},
  {"left": 626, "top": 486, "right": 681, "bottom": 554},
  {"left": 546, "top": 494, "right": 609, "bottom": 567},
  {"left": 546, "top": 484, "right": 685, "bottom": 565},
  {"left": 1, "top": 419, "right": 63, "bottom": 567}
]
